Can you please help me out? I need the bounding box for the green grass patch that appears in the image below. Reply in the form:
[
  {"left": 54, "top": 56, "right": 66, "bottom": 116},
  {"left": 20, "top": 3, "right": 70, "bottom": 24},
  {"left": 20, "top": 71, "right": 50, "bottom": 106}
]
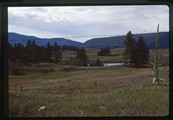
[{"left": 9, "top": 85, "right": 169, "bottom": 117}]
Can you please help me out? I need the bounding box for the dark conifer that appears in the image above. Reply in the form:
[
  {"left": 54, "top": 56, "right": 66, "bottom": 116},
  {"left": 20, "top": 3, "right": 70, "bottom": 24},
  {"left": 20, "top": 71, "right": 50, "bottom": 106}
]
[
  {"left": 46, "top": 42, "right": 52, "bottom": 63},
  {"left": 52, "top": 42, "right": 62, "bottom": 63},
  {"left": 123, "top": 31, "right": 136, "bottom": 66},
  {"left": 76, "top": 47, "right": 88, "bottom": 66}
]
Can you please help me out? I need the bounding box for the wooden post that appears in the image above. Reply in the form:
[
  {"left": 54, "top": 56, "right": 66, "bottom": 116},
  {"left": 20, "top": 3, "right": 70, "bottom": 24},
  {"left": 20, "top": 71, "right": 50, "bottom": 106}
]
[{"left": 154, "top": 24, "right": 159, "bottom": 85}]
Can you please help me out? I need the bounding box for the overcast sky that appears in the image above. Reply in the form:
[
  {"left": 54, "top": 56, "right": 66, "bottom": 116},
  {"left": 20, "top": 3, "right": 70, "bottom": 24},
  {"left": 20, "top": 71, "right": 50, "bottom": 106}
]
[{"left": 8, "top": 5, "right": 169, "bottom": 43}]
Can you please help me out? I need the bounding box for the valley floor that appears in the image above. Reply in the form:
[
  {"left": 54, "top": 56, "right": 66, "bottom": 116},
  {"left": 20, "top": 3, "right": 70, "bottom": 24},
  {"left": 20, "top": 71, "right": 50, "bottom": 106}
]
[{"left": 9, "top": 64, "right": 169, "bottom": 117}]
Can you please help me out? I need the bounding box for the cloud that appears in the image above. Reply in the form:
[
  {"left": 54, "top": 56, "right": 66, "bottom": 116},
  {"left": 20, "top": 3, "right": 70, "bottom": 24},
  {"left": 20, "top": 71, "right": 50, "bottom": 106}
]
[
  {"left": 9, "top": 25, "right": 60, "bottom": 38},
  {"left": 8, "top": 5, "right": 169, "bottom": 42}
]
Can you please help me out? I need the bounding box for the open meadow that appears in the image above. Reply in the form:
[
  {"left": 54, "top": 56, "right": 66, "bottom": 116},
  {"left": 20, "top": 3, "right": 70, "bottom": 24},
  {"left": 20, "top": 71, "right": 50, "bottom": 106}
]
[{"left": 9, "top": 48, "right": 169, "bottom": 117}]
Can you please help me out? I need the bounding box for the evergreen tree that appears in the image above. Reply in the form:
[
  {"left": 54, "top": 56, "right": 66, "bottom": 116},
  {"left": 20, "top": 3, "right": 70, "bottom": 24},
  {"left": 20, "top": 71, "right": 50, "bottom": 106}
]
[
  {"left": 46, "top": 42, "right": 52, "bottom": 63},
  {"left": 11, "top": 42, "right": 25, "bottom": 74},
  {"left": 76, "top": 47, "right": 88, "bottom": 66},
  {"left": 130, "top": 36, "right": 149, "bottom": 67},
  {"left": 31, "top": 40, "right": 43, "bottom": 66},
  {"left": 95, "top": 58, "right": 101, "bottom": 66},
  {"left": 24, "top": 40, "right": 32, "bottom": 66},
  {"left": 40, "top": 46, "right": 47, "bottom": 63},
  {"left": 31, "top": 40, "right": 37, "bottom": 64},
  {"left": 52, "top": 42, "right": 62, "bottom": 63},
  {"left": 15, "top": 42, "right": 25, "bottom": 61},
  {"left": 136, "top": 36, "right": 149, "bottom": 67},
  {"left": 123, "top": 31, "right": 136, "bottom": 66}
]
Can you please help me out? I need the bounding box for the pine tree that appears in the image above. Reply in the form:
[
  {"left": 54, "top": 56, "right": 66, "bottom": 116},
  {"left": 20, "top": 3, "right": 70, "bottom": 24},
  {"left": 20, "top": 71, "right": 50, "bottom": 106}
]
[
  {"left": 24, "top": 40, "right": 32, "bottom": 66},
  {"left": 123, "top": 31, "right": 136, "bottom": 66},
  {"left": 96, "top": 58, "right": 101, "bottom": 66},
  {"left": 130, "top": 43, "right": 137, "bottom": 67},
  {"left": 31, "top": 40, "right": 37, "bottom": 64},
  {"left": 136, "top": 36, "right": 149, "bottom": 67},
  {"left": 46, "top": 42, "right": 52, "bottom": 63},
  {"left": 130, "top": 36, "right": 149, "bottom": 67},
  {"left": 40, "top": 46, "right": 47, "bottom": 63},
  {"left": 31, "top": 40, "right": 43, "bottom": 67},
  {"left": 76, "top": 47, "right": 88, "bottom": 66},
  {"left": 15, "top": 42, "right": 25, "bottom": 61},
  {"left": 52, "top": 42, "right": 62, "bottom": 63},
  {"left": 11, "top": 42, "right": 25, "bottom": 74}
]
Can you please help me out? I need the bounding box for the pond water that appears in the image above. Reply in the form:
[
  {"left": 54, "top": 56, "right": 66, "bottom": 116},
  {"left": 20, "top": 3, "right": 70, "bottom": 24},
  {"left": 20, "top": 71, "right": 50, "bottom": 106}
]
[{"left": 102, "top": 63, "right": 124, "bottom": 67}]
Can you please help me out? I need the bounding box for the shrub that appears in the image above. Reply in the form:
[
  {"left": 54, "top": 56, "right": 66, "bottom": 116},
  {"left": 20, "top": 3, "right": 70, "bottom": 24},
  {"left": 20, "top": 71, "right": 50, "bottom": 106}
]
[{"left": 69, "top": 57, "right": 87, "bottom": 66}]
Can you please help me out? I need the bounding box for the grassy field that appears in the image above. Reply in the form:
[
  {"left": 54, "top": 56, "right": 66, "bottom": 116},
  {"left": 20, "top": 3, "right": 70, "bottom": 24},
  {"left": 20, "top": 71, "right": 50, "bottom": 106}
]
[
  {"left": 62, "top": 48, "right": 125, "bottom": 63},
  {"left": 9, "top": 48, "right": 169, "bottom": 117}
]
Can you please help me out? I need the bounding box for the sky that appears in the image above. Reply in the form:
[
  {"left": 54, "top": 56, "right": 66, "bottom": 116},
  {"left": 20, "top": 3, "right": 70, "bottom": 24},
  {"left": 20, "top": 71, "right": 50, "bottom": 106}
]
[{"left": 8, "top": 5, "right": 169, "bottom": 43}]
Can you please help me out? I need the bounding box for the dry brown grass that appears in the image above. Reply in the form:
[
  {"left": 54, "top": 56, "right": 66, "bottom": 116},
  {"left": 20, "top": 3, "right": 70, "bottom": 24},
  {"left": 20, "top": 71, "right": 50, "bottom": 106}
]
[{"left": 8, "top": 48, "right": 169, "bottom": 117}]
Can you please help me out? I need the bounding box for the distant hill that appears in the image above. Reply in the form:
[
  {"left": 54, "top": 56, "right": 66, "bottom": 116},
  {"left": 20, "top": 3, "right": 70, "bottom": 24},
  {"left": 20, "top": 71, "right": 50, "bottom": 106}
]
[
  {"left": 8, "top": 32, "right": 82, "bottom": 47},
  {"left": 8, "top": 32, "right": 169, "bottom": 49},
  {"left": 82, "top": 32, "right": 169, "bottom": 49}
]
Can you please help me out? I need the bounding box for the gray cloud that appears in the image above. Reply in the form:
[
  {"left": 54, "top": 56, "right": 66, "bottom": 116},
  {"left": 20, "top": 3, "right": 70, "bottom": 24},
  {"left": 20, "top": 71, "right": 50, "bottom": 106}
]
[{"left": 8, "top": 5, "right": 169, "bottom": 42}]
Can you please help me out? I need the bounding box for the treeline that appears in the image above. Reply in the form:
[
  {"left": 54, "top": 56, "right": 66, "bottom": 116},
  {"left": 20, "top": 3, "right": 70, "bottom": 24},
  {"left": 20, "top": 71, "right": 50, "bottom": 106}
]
[
  {"left": 98, "top": 47, "right": 110, "bottom": 56},
  {"left": 8, "top": 40, "right": 79, "bottom": 67},
  {"left": 8, "top": 39, "right": 102, "bottom": 75},
  {"left": 123, "top": 31, "right": 149, "bottom": 68}
]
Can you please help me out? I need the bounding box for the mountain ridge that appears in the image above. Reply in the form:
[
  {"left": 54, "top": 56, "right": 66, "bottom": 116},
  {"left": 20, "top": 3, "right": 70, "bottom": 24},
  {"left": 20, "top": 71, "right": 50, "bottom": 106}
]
[
  {"left": 82, "top": 32, "right": 169, "bottom": 49},
  {"left": 8, "top": 32, "right": 169, "bottom": 49},
  {"left": 9, "top": 32, "right": 83, "bottom": 47}
]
